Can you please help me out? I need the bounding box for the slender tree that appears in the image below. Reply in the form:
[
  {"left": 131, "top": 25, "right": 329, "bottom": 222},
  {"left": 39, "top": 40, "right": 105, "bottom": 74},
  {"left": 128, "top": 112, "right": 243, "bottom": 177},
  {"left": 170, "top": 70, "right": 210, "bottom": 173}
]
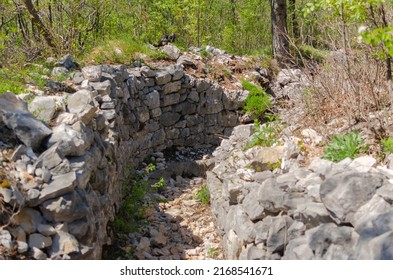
[
  {"left": 22, "top": 0, "right": 57, "bottom": 51},
  {"left": 270, "top": 0, "right": 290, "bottom": 66}
]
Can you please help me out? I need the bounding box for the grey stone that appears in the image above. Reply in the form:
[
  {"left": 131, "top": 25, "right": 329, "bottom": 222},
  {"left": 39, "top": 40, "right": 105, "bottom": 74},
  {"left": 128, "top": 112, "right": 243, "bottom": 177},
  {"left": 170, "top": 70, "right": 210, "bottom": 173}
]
[
  {"left": 352, "top": 195, "right": 392, "bottom": 229},
  {"left": 35, "top": 142, "right": 63, "bottom": 170},
  {"left": 46, "top": 122, "right": 93, "bottom": 156},
  {"left": 225, "top": 230, "right": 242, "bottom": 260},
  {"left": 102, "top": 109, "right": 116, "bottom": 120},
  {"left": 155, "top": 70, "right": 172, "bottom": 85},
  {"left": 55, "top": 54, "right": 77, "bottom": 69},
  {"left": 37, "top": 172, "right": 77, "bottom": 204},
  {"left": 0, "top": 92, "right": 52, "bottom": 150},
  {"left": 137, "top": 107, "right": 150, "bottom": 123},
  {"left": 222, "top": 90, "right": 249, "bottom": 110},
  {"left": 69, "top": 219, "right": 89, "bottom": 239},
  {"left": 320, "top": 171, "right": 384, "bottom": 224},
  {"left": 167, "top": 65, "right": 184, "bottom": 80},
  {"left": 52, "top": 67, "right": 68, "bottom": 76},
  {"left": 163, "top": 81, "right": 182, "bottom": 94},
  {"left": 32, "top": 247, "right": 47, "bottom": 260},
  {"left": 67, "top": 89, "right": 97, "bottom": 124},
  {"left": 29, "top": 96, "right": 64, "bottom": 123},
  {"left": 377, "top": 183, "right": 393, "bottom": 204},
  {"left": 162, "top": 93, "right": 180, "bottom": 106},
  {"left": 177, "top": 56, "right": 196, "bottom": 68},
  {"left": 239, "top": 244, "right": 266, "bottom": 260},
  {"left": 82, "top": 65, "right": 102, "bottom": 82},
  {"left": 257, "top": 178, "right": 289, "bottom": 214},
  {"left": 187, "top": 90, "right": 199, "bottom": 103},
  {"left": 17, "top": 241, "right": 28, "bottom": 253},
  {"left": 140, "top": 66, "right": 156, "bottom": 78},
  {"left": 160, "top": 112, "right": 180, "bottom": 127},
  {"left": 51, "top": 231, "right": 80, "bottom": 256},
  {"left": 0, "top": 230, "right": 13, "bottom": 250},
  {"left": 0, "top": 187, "right": 12, "bottom": 203},
  {"left": 90, "top": 80, "right": 112, "bottom": 96},
  {"left": 293, "top": 202, "right": 333, "bottom": 227},
  {"left": 163, "top": 44, "right": 181, "bottom": 60},
  {"left": 199, "top": 85, "right": 224, "bottom": 114},
  {"left": 354, "top": 231, "right": 393, "bottom": 259},
  {"left": 14, "top": 208, "right": 43, "bottom": 234},
  {"left": 144, "top": 90, "right": 160, "bottom": 109},
  {"left": 28, "top": 233, "right": 52, "bottom": 249},
  {"left": 284, "top": 223, "right": 358, "bottom": 260},
  {"left": 348, "top": 156, "right": 376, "bottom": 172},
  {"left": 308, "top": 158, "right": 333, "bottom": 175},
  {"left": 37, "top": 224, "right": 56, "bottom": 236}
]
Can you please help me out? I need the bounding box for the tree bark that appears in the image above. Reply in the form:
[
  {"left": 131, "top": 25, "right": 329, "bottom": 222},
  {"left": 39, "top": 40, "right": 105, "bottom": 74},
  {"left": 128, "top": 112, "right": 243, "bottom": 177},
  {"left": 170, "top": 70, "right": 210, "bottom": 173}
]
[
  {"left": 270, "top": 0, "right": 290, "bottom": 66},
  {"left": 22, "top": 0, "right": 57, "bottom": 51}
]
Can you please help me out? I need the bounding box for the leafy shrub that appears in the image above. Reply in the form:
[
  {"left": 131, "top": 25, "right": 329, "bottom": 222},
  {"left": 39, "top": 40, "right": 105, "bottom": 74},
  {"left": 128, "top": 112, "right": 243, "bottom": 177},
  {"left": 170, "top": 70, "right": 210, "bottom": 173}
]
[
  {"left": 194, "top": 185, "right": 210, "bottom": 205},
  {"left": 323, "top": 132, "right": 367, "bottom": 162},
  {"left": 242, "top": 80, "right": 271, "bottom": 118},
  {"left": 381, "top": 137, "right": 393, "bottom": 154},
  {"left": 244, "top": 117, "right": 283, "bottom": 150}
]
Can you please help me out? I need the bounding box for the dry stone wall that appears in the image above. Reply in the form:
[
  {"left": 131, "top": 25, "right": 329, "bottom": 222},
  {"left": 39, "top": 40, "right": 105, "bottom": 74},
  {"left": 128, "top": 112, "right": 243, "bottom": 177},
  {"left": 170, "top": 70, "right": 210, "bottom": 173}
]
[
  {"left": 0, "top": 63, "right": 246, "bottom": 259},
  {"left": 207, "top": 124, "right": 393, "bottom": 260}
]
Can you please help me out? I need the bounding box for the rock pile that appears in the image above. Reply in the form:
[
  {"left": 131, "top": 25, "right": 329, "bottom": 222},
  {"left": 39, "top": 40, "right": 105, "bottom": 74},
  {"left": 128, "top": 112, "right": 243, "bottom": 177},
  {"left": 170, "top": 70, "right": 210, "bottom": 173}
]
[
  {"left": 0, "top": 60, "right": 246, "bottom": 259},
  {"left": 207, "top": 124, "right": 393, "bottom": 259}
]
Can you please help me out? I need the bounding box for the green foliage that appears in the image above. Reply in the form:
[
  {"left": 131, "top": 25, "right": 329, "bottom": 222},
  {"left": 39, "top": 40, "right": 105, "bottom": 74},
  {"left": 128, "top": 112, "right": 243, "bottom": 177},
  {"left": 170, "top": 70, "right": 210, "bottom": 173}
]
[
  {"left": 323, "top": 132, "right": 367, "bottom": 162},
  {"left": 381, "top": 137, "right": 393, "bottom": 153},
  {"left": 113, "top": 163, "right": 165, "bottom": 234},
  {"left": 242, "top": 80, "right": 271, "bottom": 118},
  {"left": 361, "top": 27, "right": 393, "bottom": 58},
  {"left": 244, "top": 117, "right": 283, "bottom": 150},
  {"left": 194, "top": 185, "right": 210, "bottom": 205}
]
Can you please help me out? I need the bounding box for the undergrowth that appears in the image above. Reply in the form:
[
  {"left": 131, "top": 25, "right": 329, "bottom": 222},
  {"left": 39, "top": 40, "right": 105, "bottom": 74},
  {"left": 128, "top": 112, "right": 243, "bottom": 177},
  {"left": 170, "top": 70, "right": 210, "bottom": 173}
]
[
  {"left": 242, "top": 80, "right": 271, "bottom": 118},
  {"left": 323, "top": 131, "right": 367, "bottom": 162},
  {"left": 194, "top": 185, "right": 210, "bottom": 205},
  {"left": 244, "top": 116, "right": 283, "bottom": 150},
  {"left": 113, "top": 163, "right": 165, "bottom": 235}
]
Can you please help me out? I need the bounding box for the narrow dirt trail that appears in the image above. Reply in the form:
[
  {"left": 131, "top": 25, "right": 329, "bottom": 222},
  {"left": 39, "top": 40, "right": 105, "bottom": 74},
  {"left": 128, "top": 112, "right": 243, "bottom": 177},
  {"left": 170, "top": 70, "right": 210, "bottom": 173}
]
[{"left": 127, "top": 177, "right": 224, "bottom": 260}]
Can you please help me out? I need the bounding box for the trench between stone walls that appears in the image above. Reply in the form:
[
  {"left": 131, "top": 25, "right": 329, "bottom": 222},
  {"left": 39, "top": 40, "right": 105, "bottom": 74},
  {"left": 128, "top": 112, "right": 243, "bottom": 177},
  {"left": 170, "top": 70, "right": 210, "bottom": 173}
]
[{"left": 0, "top": 63, "right": 246, "bottom": 259}]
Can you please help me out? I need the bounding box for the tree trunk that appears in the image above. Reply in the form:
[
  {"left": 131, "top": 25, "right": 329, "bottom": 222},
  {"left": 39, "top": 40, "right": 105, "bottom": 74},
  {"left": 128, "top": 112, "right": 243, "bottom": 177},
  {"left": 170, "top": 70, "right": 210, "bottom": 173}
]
[
  {"left": 22, "top": 0, "right": 57, "bottom": 52},
  {"left": 270, "top": 0, "right": 290, "bottom": 66}
]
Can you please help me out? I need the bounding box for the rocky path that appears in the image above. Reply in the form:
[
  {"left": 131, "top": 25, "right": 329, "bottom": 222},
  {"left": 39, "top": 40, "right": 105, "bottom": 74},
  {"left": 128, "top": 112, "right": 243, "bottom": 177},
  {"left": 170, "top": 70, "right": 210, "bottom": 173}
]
[{"left": 126, "top": 176, "right": 224, "bottom": 260}]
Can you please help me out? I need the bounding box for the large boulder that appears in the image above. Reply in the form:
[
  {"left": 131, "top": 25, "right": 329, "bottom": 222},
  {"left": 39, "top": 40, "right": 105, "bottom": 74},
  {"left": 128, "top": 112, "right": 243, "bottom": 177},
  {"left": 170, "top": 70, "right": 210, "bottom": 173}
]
[{"left": 0, "top": 92, "right": 52, "bottom": 150}]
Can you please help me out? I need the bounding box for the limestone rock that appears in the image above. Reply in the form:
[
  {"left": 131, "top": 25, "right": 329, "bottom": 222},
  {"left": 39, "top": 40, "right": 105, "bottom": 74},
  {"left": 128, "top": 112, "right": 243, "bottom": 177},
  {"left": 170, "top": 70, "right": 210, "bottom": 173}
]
[
  {"left": 0, "top": 92, "right": 52, "bottom": 150},
  {"left": 67, "top": 89, "right": 97, "bottom": 124},
  {"left": 28, "top": 233, "right": 52, "bottom": 249},
  {"left": 320, "top": 171, "right": 384, "bottom": 224},
  {"left": 51, "top": 231, "right": 80, "bottom": 256},
  {"left": 28, "top": 96, "right": 65, "bottom": 123},
  {"left": 82, "top": 65, "right": 102, "bottom": 82},
  {"left": 163, "top": 44, "right": 181, "bottom": 60},
  {"left": 0, "top": 230, "right": 13, "bottom": 250},
  {"left": 37, "top": 172, "right": 78, "bottom": 205},
  {"left": 46, "top": 122, "right": 93, "bottom": 156}
]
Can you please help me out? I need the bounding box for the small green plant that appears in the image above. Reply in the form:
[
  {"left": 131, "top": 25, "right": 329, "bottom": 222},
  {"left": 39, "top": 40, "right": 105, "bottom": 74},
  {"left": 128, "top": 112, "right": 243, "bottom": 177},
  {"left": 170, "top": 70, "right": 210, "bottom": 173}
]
[
  {"left": 242, "top": 80, "right": 271, "bottom": 118},
  {"left": 194, "top": 185, "right": 210, "bottom": 205},
  {"left": 113, "top": 163, "right": 159, "bottom": 234},
  {"left": 323, "top": 131, "right": 367, "bottom": 162},
  {"left": 381, "top": 137, "right": 393, "bottom": 154},
  {"left": 244, "top": 117, "right": 283, "bottom": 150},
  {"left": 207, "top": 247, "right": 219, "bottom": 257}
]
